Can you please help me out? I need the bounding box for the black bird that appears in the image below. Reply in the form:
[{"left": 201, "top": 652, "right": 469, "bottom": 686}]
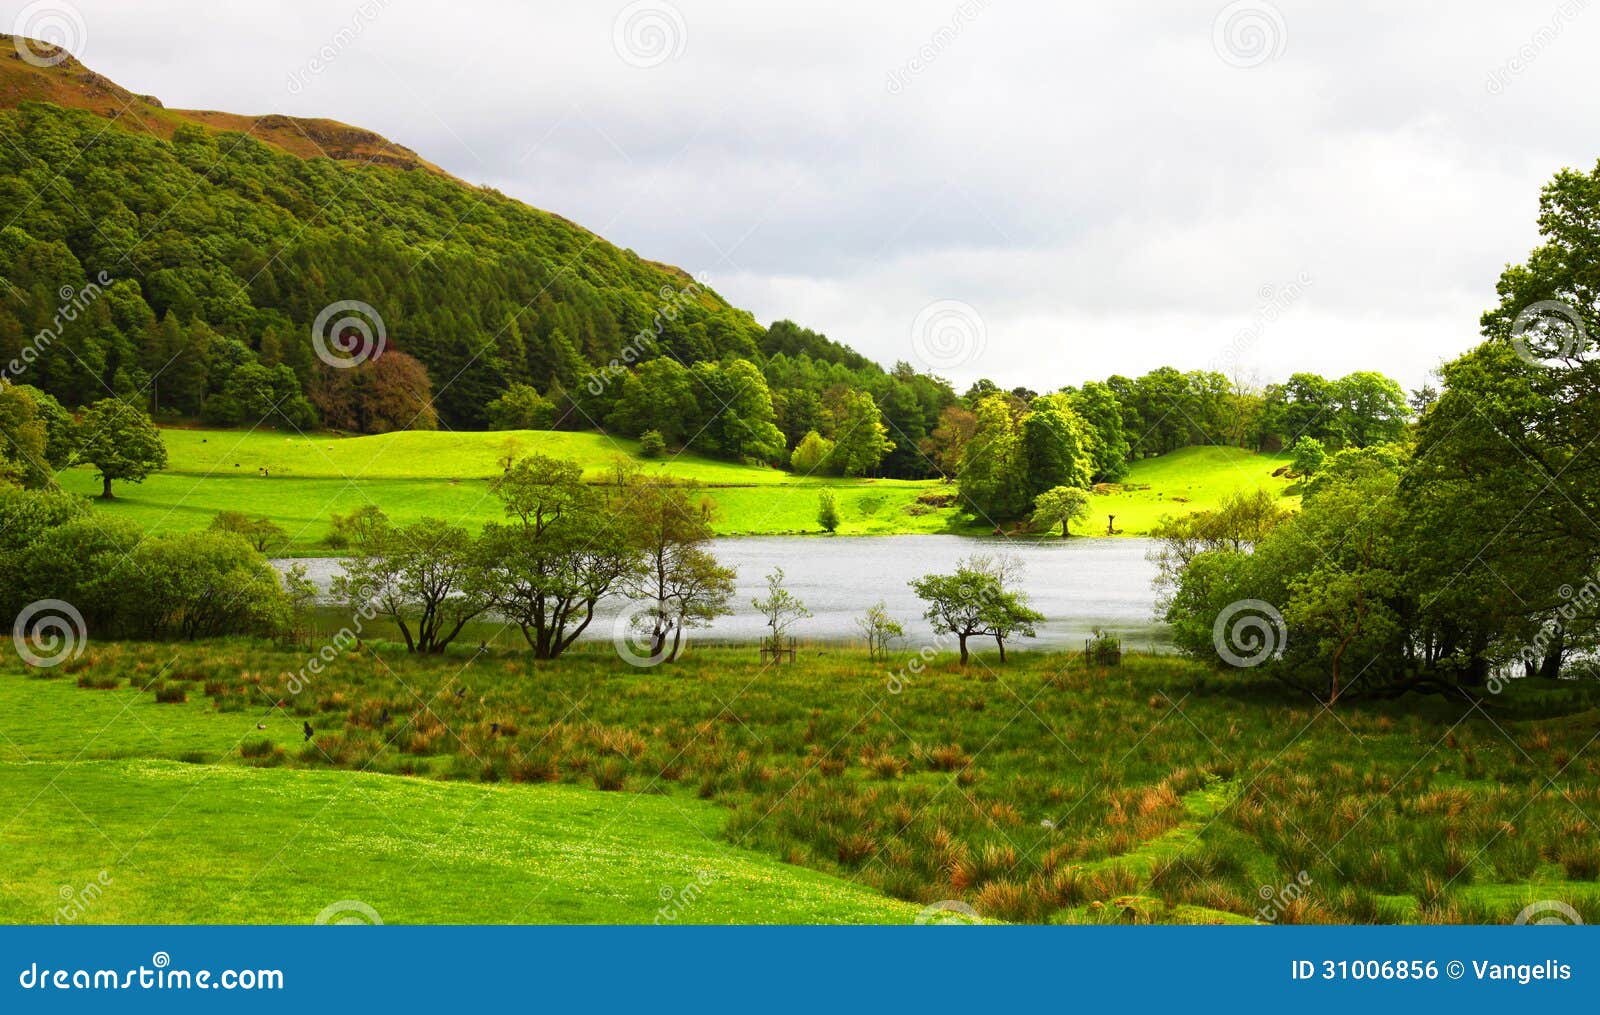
[
  {"left": 490, "top": 722, "right": 500, "bottom": 735},
  {"left": 302, "top": 721, "right": 314, "bottom": 742},
  {"left": 455, "top": 687, "right": 466, "bottom": 699},
  {"left": 378, "top": 707, "right": 390, "bottom": 725}
]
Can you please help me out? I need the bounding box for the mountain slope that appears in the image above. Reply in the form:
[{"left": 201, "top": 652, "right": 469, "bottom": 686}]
[{"left": 0, "top": 38, "right": 764, "bottom": 427}]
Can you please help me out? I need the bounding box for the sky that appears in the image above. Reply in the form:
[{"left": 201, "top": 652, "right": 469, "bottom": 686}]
[{"left": 14, "top": 0, "right": 1600, "bottom": 392}]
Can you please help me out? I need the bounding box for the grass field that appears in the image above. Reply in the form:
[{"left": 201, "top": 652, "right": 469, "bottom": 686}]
[
  {"left": 54, "top": 427, "right": 1297, "bottom": 550},
  {"left": 0, "top": 673, "right": 915, "bottom": 924},
  {"left": 5, "top": 640, "right": 1598, "bottom": 924}
]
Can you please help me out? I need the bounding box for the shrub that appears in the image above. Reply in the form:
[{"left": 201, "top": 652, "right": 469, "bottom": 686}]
[{"left": 639, "top": 429, "right": 667, "bottom": 458}]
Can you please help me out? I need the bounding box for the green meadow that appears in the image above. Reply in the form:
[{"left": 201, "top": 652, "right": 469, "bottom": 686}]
[
  {"left": 54, "top": 427, "right": 1296, "bottom": 549},
  {"left": 0, "top": 672, "right": 914, "bottom": 924},
  {"left": 5, "top": 641, "right": 1596, "bottom": 925}
]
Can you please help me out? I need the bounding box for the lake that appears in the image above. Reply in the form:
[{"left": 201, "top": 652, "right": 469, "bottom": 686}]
[{"left": 276, "top": 535, "right": 1171, "bottom": 653}]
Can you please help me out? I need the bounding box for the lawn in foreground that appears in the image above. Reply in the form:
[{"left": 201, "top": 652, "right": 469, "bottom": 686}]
[
  {"left": 7, "top": 641, "right": 1599, "bottom": 924},
  {"left": 0, "top": 676, "right": 916, "bottom": 924}
]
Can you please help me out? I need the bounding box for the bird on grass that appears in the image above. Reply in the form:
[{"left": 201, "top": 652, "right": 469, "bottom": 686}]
[{"left": 302, "top": 721, "right": 313, "bottom": 742}]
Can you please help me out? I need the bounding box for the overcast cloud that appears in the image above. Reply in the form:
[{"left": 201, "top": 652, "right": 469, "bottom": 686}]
[{"left": 20, "top": 0, "right": 1600, "bottom": 391}]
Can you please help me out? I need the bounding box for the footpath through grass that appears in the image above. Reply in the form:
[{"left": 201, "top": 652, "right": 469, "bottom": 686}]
[
  {"left": 56, "top": 428, "right": 1300, "bottom": 550},
  {"left": 5, "top": 640, "right": 1598, "bottom": 924}
]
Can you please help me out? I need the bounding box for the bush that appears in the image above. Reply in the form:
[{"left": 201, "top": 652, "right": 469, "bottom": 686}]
[{"left": 639, "top": 429, "right": 667, "bottom": 458}]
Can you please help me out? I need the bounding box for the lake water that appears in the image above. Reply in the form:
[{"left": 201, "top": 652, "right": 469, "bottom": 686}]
[{"left": 276, "top": 535, "right": 1171, "bottom": 652}]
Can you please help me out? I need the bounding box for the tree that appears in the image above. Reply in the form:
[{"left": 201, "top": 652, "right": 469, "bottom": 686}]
[
  {"left": 0, "top": 383, "right": 51, "bottom": 488},
  {"left": 479, "top": 454, "right": 643, "bottom": 659},
  {"left": 910, "top": 554, "right": 1042, "bottom": 664},
  {"left": 332, "top": 512, "right": 487, "bottom": 654},
  {"left": 1018, "top": 396, "right": 1094, "bottom": 499},
  {"left": 485, "top": 382, "right": 555, "bottom": 430},
  {"left": 208, "top": 510, "right": 287, "bottom": 552},
  {"left": 830, "top": 389, "right": 894, "bottom": 476},
  {"left": 1031, "top": 485, "right": 1092, "bottom": 537},
  {"left": 625, "top": 478, "right": 735, "bottom": 663},
  {"left": 1290, "top": 437, "right": 1327, "bottom": 476},
  {"left": 639, "top": 429, "right": 667, "bottom": 458},
  {"left": 1331, "top": 371, "right": 1410, "bottom": 448},
  {"left": 753, "top": 566, "right": 811, "bottom": 655},
  {"left": 921, "top": 404, "right": 976, "bottom": 479},
  {"left": 817, "top": 490, "right": 840, "bottom": 533},
  {"left": 956, "top": 394, "right": 1029, "bottom": 522},
  {"left": 1069, "top": 381, "right": 1131, "bottom": 481},
  {"left": 74, "top": 398, "right": 168, "bottom": 499},
  {"left": 309, "top": 351, "right": 437, "bottom": 434},
  {"left": 790, "top": 429, "right": 835, "bottom": 474},
  {"left": 855, "top": 600, "right": 904, "bottom": 661}
]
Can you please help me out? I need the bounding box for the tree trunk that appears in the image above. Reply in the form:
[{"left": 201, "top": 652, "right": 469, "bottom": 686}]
[
  {"left": 996, "top": 636, "right": 1007, "bottom": 663},
  {"left": 957, "top": 634, "right": 969, "bottom": 666},
  {"left": 1060, "top": 520, "right": 1069, "bottom": 538},
  {"left": 1539, "top": 631, "right": 1565, "bottom": 679},
  {"left": 101, "top": 474, "right": 113, "bottom": 499}
]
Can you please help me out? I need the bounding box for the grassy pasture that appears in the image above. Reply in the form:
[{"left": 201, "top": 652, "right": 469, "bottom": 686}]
[
  {"left": 56, "top": 428, "right": 1298, "bottom": 550},
  {"left": 5, "top": 641, "right": 1598, "bottom": 924}
]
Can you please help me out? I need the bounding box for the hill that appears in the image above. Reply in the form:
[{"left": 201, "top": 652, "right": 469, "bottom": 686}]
[{"left": 0, "top": 38, "right": 767, "bottom": 429}]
